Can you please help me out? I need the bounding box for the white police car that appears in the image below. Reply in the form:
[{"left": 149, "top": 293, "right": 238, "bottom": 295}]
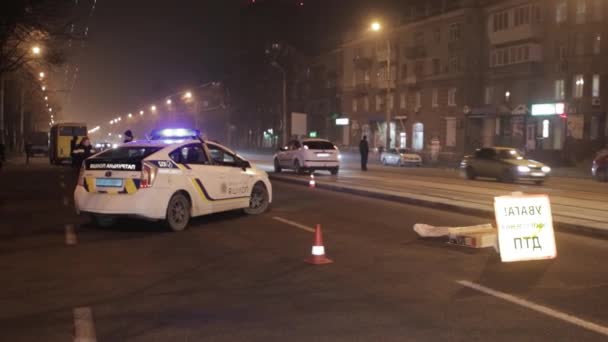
[{"left": 74, "top": 129, "right": 272, "bottom": 231}]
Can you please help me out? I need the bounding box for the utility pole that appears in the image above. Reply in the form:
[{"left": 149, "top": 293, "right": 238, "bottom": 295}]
[
  {"left": 19, "top": 85, "right": 25, "bottom": 152},
  {"left": 0, "top": 74, "right": 5, "bottom": 145}
]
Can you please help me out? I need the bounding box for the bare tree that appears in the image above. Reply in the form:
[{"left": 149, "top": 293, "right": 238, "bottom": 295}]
[{"left": 0, "top": 0, "right": 78, "bottom": 145}]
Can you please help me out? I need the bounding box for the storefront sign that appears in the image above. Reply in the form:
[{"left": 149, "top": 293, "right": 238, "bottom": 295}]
[
  {"left": 308, "top": 131, "right": 318, "bottom": 138},
  {"left": 531, "top": 103, "right": 565, "bottom": 116},
  {"left": 335, "top": 118, "right": 349, "bottom": 126},
  {"left": 494, "top": 194, "right": 557, "bottom": 262}
]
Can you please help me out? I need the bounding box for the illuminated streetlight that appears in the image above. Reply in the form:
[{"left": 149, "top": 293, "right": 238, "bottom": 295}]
[
  {"left": 118, "top": 134, "right": 122, "bottom": 139},
  {"left": 39, "top": 72, "right": 45, "bottom": 79},
  {"left": 370, "top": 20, "right": 392, "bottom": 149},
  {"left": 44, "top": 96, "right": 48, "bottom": 101},
  {"left": 370, "top": 21, "right": 382, "bottom": 32},
  {"left": 32, "top": 46, "right": 41, "bottom": 55},
  {"left": 150, "top": 105, "right": 157, "bottom": 111},
  {"left": 128, "top": 113, "right": 133, "bottom": 118},
  {"left": 41, "top": 85, "right": 46, "bottom": 91},
  {"left": 108, "top": 133, "right": 112, "bottom": 136},
  {"left": 110, "top": 120, "right": 114, "bottom": 124},
  {"left": 184, "top": 91, "right": 192, "bottom": 99},
  {"left": 48, "top": 107, "right": 52, "bottom": 112},
  {"left": 139, "top": 110, "right": 144, "bottom": 115},
  {"left": 166, "top": 99, "right": 172, "bottom": 105},
  {"left": 118, "top": 117, "right": 122, "bottom": 121}
]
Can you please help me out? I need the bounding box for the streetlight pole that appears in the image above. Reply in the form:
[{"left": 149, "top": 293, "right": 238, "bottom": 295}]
[
  {"left": 371, "top": 21, "right": 392, "bottom": 149},
  {"left": 385, "top": 38, "right": 391, "bottom": 149},
  {"left": 271, "top": 62, "right": 287, "bottom": 147}
]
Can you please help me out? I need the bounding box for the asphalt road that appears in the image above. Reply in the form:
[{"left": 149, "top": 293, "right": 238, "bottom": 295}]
[{"left": 1, "top": 159, "right": 608, "bottom": 341}]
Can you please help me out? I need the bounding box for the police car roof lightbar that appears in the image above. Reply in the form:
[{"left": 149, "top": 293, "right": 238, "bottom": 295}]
[{"left": 148, "top": 128, "right": 202, "bottom": 141}]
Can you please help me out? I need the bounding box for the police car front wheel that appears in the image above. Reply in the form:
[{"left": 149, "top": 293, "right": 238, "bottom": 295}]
[
  {"left": 165, "top": 193, "right": 191, "bottom": 232},
  {"left": 244, "top": 183, "right": 269, "bottom": 215}
]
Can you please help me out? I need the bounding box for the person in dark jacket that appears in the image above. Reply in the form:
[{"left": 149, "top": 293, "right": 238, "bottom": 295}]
[
  {"left": 359, "top": 135, "right": 369, "bottom": 171},
  {"left": 72, "top": 137, "right": 95, "bottom": 173},
  {"left": 123, "top": 130, "right": 134, "bottom": 143}
]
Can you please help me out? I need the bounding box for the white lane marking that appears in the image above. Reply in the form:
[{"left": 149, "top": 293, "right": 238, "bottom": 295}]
[
  {"left": 272, "top": 216, "right": 315, "bottom": 233},
  {"left": 63, "top": 196, "right": 69, "bottom": 206},
  {"left": 457, "top": 280, "right": 608, "bottom": 337},
  {"left": 60, "top": 181, "right": 66, "bottom": 188},
  {"left": 73, "top": 307, "right": 97, "bottom": 342},
  {"left": 65, "top": 224, "right": 78, "bottom": 245}
]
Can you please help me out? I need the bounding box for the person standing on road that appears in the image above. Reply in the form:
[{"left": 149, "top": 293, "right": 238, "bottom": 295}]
[
  {"left": 123, "top": 130, "right": 134, "bottom": 143},
  {"left": 359, "top": 135, "right": 369, "bottom": 171},
  {"left": 25, "top": 140, "right": 32, "bottom": 165},
  {"left": 72, "top": 137, "right": 95, "bottom": 173}
]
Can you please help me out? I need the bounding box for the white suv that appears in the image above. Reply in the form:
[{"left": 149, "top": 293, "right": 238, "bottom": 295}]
[{"left": 273, "top": 139, "right": 340, "bottom": 175}]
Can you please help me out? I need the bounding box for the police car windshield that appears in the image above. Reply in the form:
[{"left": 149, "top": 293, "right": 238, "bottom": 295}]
[
  {"left": 303, "top": 141, "right": 335, "bottom": 150},
  {"left": 94, "top": 146, "right": 162, "bottom": 160}
]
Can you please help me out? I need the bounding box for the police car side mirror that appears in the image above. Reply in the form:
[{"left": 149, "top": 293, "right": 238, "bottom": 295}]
[{"left": 239, "top": 160, "right": 251, "bottom": 170}]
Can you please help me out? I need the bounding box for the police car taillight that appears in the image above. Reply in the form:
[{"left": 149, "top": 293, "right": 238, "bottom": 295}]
[
  {"left": 140, "top": 163, "right": 158, "bottom": 188},
  {"left": 77, "top": 164, "right": 85, "bottom": 187}
]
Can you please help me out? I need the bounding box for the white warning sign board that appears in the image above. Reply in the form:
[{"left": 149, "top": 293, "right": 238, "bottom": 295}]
[{"left": 494, "top": 194, "right": 557, "bottom": 262}]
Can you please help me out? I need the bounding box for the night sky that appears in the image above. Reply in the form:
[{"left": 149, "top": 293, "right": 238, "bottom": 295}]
[{"left": 64, "top": 0, "right": 401, "bottom": 125}]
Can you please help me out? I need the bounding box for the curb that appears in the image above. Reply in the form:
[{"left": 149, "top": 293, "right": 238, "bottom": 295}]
[{"left": 269, "top": 174, "right": 608, "bottom": 240}]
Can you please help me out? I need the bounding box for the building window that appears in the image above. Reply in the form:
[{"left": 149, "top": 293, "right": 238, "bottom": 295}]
[
  {"left": 576, "top": 0, "right": 587, "bottom": 24},
  {"left": 434, "top": 28, "right": 441, "bottom": 43},
  {"left": 542, "top": 119, "right": 550, "bottom": 138},
  {"left": 400, "top": 93, "right": 407, "bottom": 109},
  {"left": 364, "top": 96, "right": 370, "bottom": 111},
  {"left": 401, "top": 64, "right": 408, "bottom": 80},
  {"left": 446, "top": 118, "right": 456, "bottom": 147},
  {"left": 592, "top": 74, "right": 600, "bottom": 97},
  {"left": 432, "top": 58, "right": 440, "bottom": 75},
  {"left": 364, "top": 70, "right": 370, "bottom": 84},
  {"left": 556, "top": 1, "right": 568, "bottom": 23},
  {"left": 490, "top": 52, "right": 497, "bottom": 67},
  {"left": 514, "top": 6, "right": 531, "bottom": 26},
  {"left": 573, "top": 74, "right": 585, "bottom": 98},
  {"left": 558, "top": 44, "right": 567, "bottom": 60},
  {"left": 414, "top": 60, "right": 425, "bottom": 76},
  {"left": 432, "top": 88, "right": 439, "bottom": 107},
  {"left": 593, "top": 34, "right": 601, "bottom": 55},
  {"left": 448, "top": 88, "right": 457, "bottom": 106},
  {"left": 576, "top": 33, "right": 585, "bottom": 55},
  {"left": 449, "top": 23, "right": 461, "bottom": 41},
  {"left": 449, "top": 56, "right": 460, "bottom": 72},
  {"left": 412, "top": 123, "right": 424, "bottom": 151},
  {"left": 555, "top": 79, "right": 565, "bottom": 100},
  {"left": 493, "top": 12, "right": 509, "bottom": 32},
  {"left": 352, "top": 98, "right": 358, "bottom": 112},
  {"left": 388, "top": 94, "right": 394, "bottom": 110},
  {"left": 376, "top": 95, "right": 382, "bottom": 111},
  {"left": 593, "top": 0, "right": 603, "bottom": 21},
  {"left": 484, "top": 86, "right": 493, "bottom": 104},
  {"left": 414, "top": 31, "right": 424, "bottom": 45},
  {"left": 415, "top": 91, "right": 421, "bottom": 109}
]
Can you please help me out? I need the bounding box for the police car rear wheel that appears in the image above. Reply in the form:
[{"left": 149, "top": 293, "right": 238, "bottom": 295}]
[
  {"left": 245, "top": 183, "right": 269, "bottom": 215},
  {"left": 166, "top": 193, "right": 191, "bottom": 232}
]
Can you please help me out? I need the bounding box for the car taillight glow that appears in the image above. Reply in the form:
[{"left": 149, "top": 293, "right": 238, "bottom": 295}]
[{"left": 140, "top": 163, "right": 158, "bottom": 188}]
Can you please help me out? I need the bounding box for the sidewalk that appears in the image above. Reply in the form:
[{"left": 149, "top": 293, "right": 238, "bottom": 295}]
[{"left": 268, "top": 171, "right": 608, "bottom": 238}]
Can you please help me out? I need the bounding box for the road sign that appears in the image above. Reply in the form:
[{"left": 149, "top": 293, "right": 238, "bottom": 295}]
[{"left": 494, "top": 194, "right": 557, "bottom": 262}]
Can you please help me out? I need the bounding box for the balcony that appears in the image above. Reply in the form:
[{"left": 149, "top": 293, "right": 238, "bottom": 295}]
[
  {"left": 404, "top": 45, "right": 427, "bottom": 60},
  {"left": 488, "top": 23, "right": 542, "bottom": 46},
  {"left": 353, "top": 56, "right": 372, "bottom": 69},
  {"left": 376, "top": 49, "right": 397, "bottom": 62},
  {"left": 354, "top": 83, "right": 371, "bottom": 95}
]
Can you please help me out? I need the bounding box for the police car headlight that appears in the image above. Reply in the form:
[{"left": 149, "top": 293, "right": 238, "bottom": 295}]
[
  {"left": 517, "top": 166, "right": 531, "bottom": 173},
  {"left": 541, "top": 166, "right": 551, "bottom": 173}
]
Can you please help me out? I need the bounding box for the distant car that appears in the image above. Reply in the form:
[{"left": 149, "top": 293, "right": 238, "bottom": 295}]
[
  {"left": 380, "top": 148, "right": 422, "bottom": 167},
  {"left": 460, "top": 147, "right": 551, "bottom": 185},
  {"left": 74, "top": 129, "right": 272, "bottom": 231},
  {"left": 273, "top": 139, "right": 340, "bottom": 175},
  {"left": 592, "top": 149, "right": 608, "bottom": 182}
]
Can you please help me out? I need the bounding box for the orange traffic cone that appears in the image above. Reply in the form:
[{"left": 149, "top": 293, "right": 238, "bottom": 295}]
[
  {"left": 305, "top": 224, "right": 333, "bottom": 265},
  {"left": 309, "top": 174, "right": 316, "bottom": 188}
]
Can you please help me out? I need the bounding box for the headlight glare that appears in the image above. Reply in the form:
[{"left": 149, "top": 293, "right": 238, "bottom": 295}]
[
  {"left": 517, "top": 166, "right": 531, "bottom": 173},
  {"left": 541, "top": 166, "right": 551, "bottom": 173}
]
